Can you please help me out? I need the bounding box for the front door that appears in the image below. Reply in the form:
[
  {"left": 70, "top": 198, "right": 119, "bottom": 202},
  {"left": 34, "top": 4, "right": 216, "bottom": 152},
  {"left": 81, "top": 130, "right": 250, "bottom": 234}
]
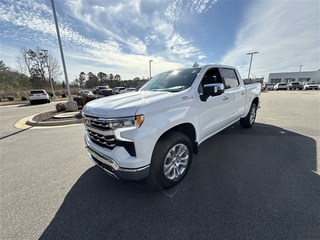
[{"left": 197, "top": 68, "right": 231, "bottom": 143}]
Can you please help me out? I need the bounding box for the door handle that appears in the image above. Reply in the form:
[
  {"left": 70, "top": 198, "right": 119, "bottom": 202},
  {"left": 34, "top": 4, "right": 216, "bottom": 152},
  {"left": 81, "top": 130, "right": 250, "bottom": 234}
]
[
  {"left": 241, "top": 92, "right": 246, "bottom": 95},
  {"left": 222, "top": 96, "right": 229, "bottom": 100}
]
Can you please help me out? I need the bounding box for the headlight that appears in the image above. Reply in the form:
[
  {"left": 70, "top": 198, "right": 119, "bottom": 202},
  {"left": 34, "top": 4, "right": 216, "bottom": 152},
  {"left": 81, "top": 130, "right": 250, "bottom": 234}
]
[{"left": 109, "top": 115, "right": 144, "bottom": 130}]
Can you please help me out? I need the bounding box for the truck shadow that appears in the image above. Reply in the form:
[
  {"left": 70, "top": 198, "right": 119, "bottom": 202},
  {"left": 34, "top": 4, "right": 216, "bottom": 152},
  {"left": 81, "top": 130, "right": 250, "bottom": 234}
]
[{"left": 40, "top": 123, "right": 320, "bottom": 239}]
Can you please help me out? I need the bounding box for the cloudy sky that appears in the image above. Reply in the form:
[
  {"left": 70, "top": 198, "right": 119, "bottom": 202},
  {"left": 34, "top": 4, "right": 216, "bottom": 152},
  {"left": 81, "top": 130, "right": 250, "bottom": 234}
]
[{"left": 0, "top": 0, "right": 319, "bottom": 81}]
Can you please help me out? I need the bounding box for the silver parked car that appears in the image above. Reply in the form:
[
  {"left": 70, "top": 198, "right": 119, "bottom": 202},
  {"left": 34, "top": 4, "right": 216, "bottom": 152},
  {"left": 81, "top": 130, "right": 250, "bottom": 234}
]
[
  {"left": 303, "top": 82, "right": 319, "bottom": 90},
  {"left": 274, "top": 83, "right": 288, "bottom": 90},
  {"left": 113, "top": 87, "right": 127, "bottom": 94},
  {"left": 288, "top": 82, "right": 303, "bottom": 90},
  {"left": 262, "top": 83, "right": 275, "bottom": 91}
]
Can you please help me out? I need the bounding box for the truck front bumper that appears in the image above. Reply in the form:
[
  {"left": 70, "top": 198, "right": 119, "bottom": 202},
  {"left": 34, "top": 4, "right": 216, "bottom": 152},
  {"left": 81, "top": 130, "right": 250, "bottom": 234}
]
[{"left": 85, "top": 139, "right": 150, "bottom": 181}]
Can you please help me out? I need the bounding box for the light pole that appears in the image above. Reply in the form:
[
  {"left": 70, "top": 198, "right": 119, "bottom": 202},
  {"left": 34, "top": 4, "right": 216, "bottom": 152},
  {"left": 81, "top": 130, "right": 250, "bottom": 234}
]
[
  {"left": 149, "top": 60, "right": 153, "bottom": 79},
  {"left": 41, "top": 49, "right": 56, "bottom": 100},
  {"left": 299, "top": 65, "right": 303, "bottom": 72},
  {"left": 298, "top": 65, "right": 303, "bottom": 82},
  {"left": 50, "top": 0, "right": 77, "bottom": 111},
  {"left": 247, "top": 52, "right": 258, "bottom": 81}
]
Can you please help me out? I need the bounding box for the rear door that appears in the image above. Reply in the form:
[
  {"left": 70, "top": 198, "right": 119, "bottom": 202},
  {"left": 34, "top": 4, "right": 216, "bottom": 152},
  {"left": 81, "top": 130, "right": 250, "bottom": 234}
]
[{"left": 220, "top": 67, "right": 246, "bottom": 122}]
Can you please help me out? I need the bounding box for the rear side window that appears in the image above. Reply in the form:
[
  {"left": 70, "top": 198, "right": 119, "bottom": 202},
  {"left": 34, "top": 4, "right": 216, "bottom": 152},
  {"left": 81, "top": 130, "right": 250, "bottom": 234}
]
[
  {"left": 30, "top": 90, "right": 45, "bottom": 94},
  {"left": 221, "top": 68, "right": 239, "bottom": 89}
]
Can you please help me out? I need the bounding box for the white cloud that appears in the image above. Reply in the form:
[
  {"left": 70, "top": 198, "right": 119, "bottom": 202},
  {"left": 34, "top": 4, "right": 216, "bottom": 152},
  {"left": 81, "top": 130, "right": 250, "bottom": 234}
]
[
  {"left": 221, "top": 0, "right": 320, "bottom": 78},
  {"left": 154, "top": 19, "right": 175, "bottom": 38},
  {"left": 191, "top": 0, "right": 217, "bottom": 13},
  {"left": 0, "top": 0, "right": 218, "bottom": 80},
  {"left": 166, "top": 33, "right": 200, "bottom": 58},
  {"left": 165, "top": 0, "right": 217, "bottom": 21}
]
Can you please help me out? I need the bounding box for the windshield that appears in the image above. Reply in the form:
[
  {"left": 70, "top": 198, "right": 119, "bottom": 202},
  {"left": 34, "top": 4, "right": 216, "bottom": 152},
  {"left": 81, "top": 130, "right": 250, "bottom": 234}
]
[{"left": 139, "top": 68, "right": 201, "bottom": 92}]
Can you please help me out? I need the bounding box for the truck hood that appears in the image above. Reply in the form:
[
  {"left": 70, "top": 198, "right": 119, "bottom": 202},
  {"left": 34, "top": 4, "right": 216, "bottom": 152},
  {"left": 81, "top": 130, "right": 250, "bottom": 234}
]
[{"left": 83, "top": 91, "right": 173, "bottom": 117}]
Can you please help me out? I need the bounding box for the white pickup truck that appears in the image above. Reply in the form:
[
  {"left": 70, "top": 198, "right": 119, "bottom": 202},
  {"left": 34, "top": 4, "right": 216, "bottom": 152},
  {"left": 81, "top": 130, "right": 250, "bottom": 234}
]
[{"left": 82, "top": 65, "right": 261, "bottom": 188}]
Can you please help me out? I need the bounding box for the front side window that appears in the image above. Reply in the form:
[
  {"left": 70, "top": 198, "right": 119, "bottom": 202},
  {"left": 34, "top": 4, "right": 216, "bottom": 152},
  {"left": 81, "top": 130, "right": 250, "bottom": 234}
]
[
  {"left": 198, "top": 68, "right": 222, "bottom": 94},
  {"left": 139, "top": 68, "right": 201, "bottom": 92},
  {"left": 221, "top": 68, "right": 239, "bottom": 89}
]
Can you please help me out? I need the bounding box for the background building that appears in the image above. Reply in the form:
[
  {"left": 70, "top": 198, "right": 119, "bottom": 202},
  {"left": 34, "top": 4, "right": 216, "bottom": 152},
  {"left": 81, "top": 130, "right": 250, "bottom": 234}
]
[{"left": 264, "top": 70, "right": 320, "bottom": 84}]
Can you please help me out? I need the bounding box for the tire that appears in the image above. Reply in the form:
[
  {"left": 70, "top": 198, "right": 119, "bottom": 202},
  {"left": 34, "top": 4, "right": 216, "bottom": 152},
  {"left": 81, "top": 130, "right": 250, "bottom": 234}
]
[
  {"left": 47, "top": 99, "right": 50, "bottom": 103},
  {"left": 240, "top": 103, "right": 257, "bottom": 128},
  {"left": 148, "top": 131, "right": 193, "bottom": 189},
  {"left": 30, "top": 101, "right": 33, "bottom": 105}
]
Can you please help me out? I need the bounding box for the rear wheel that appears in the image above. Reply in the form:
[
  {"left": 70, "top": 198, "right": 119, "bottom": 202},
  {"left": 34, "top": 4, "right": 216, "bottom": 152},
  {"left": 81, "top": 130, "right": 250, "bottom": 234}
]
[
  {"left": 240, "top": 103, "right": 257, "bottom": 128},
  {"left": 148, "top": 131, "right": 193, "bottom": 189}
]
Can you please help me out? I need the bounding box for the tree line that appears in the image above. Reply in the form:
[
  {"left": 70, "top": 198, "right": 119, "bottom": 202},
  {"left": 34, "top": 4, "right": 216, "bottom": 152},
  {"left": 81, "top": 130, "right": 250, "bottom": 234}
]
[
  {"left": 0, "top": 60, "right": 31, "bottom": 93},
  {"left": 73, "top": 72, "right": 144, "bottom": 89},
  {"left": 0, "top": 46, "right": 147, "bottom": 98}
]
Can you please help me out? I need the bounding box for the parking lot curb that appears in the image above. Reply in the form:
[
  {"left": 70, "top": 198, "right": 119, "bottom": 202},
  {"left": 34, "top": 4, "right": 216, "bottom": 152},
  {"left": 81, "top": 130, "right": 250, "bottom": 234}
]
[{"left": 26, "top": 114, "right": 83, "bottom": 127}]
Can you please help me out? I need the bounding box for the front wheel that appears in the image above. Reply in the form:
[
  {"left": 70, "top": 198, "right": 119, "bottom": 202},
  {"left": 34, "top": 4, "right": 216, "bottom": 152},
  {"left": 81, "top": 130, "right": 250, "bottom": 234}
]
[
  {"left": 148, "top": 131, "right": 193, "bottom": 189},
  {"left": 240, "top": 103, "right": 257, "bottom": 128}
]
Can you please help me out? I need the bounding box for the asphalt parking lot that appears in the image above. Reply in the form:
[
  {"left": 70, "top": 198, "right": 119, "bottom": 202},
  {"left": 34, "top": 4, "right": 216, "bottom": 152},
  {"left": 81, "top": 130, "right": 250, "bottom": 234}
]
[{"left": 0, "top": 90, "right": 319, "bottom": 239}]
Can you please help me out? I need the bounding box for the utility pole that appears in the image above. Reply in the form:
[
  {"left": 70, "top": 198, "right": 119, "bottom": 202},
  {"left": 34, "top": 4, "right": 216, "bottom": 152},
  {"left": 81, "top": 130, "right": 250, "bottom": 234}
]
[{"left": 247, "top": 52, "right": 258, "bottom": 81}]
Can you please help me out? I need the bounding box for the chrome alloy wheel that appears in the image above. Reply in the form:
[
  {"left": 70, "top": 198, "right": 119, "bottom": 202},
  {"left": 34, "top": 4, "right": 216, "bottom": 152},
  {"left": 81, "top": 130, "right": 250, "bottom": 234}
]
[
  {"left": 250, "top": 105, "right": 256, "bottom": 125},
  {"left": 163, "top": 143, "right": 189, "bottom": 180}
]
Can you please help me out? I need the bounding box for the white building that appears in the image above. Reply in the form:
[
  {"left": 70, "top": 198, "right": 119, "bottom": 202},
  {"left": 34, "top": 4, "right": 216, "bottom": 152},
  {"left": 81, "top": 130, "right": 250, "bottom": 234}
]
[{"left": 264, "top": 70, "right": 320, "bottom": 84}]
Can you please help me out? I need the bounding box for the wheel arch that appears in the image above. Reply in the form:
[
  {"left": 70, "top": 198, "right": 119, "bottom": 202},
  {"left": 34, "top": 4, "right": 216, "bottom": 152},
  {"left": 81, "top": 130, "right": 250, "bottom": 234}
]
[
  {"left": 158, "top": 123, "right": 198, "bottom": 155},
  {"left": 252, "top": 96, "right": 259, "bottom": 108}
]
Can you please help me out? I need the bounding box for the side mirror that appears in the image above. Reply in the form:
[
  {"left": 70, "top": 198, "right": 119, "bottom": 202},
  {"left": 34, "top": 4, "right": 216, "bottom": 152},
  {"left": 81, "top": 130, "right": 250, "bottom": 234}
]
[
  {"left": 204, "top": 82, "right": 224, "bottom": 93},
  {"left": 200, "top": 83, "right": 225, "bottom": 101}
]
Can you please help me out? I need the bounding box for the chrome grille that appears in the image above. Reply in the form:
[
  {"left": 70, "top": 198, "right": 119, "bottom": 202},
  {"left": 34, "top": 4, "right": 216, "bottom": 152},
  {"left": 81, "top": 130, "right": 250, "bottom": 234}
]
[
  {"left": 88, "top": 129, "right": 115, "bottom": 148},
  {"left": 84, "top": 114, "right": 136, "bottom": 156},
  {"left": 90, "top": 119, "right": 110, "bottom": 128}
]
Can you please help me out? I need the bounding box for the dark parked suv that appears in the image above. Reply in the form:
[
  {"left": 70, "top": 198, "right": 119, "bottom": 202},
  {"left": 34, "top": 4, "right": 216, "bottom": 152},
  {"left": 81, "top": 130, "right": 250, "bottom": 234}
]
[
  {"left": 93, "top": 86, "right": 113, "bottom": 96},
  {"left": 288, "top": 82, "right": 303, "bottom": 90}
]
